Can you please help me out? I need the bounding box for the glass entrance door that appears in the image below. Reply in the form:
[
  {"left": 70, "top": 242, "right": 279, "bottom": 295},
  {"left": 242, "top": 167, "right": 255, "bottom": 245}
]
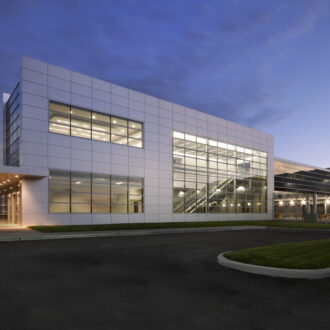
[{"left": 7, "top": 192, "right": 21, "bottom": 224}]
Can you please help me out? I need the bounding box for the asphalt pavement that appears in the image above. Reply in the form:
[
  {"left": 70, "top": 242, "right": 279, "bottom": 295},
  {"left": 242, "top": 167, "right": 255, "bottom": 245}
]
[{"left": 1, "top": 228, "right": 330, "bottom": 330}]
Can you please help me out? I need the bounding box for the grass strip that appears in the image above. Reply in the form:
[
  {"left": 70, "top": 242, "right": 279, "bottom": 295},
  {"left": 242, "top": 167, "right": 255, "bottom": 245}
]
[
  {"left": 29, "top": 220, "right": 330, "bottom": 233},
  {"left": 225, "top": 238, "right": 330, "bottom": 269}
]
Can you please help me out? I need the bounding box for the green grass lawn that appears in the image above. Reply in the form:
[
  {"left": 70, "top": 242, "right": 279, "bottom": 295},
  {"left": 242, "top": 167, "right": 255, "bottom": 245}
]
[
  {"left": 28, "top": 220, "right": 330, "bottom": 233},
  {"left": 225, "top": 238, "right": 330, "bottom": 269}
]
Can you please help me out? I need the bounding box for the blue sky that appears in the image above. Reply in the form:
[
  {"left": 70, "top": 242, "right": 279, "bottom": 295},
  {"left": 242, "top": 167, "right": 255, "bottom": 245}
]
[{"left": 1, "top": 0, "right": 330, "bottom": 166}]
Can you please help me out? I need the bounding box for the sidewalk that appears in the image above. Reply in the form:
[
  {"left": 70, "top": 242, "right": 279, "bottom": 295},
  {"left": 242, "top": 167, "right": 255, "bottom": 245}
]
[{"left": 0, "top": 225, "right": 267, "bottom": 242}]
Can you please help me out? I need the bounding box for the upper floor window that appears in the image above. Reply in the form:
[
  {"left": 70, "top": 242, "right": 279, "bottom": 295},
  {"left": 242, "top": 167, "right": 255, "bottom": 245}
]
[{"left": 49, "top": 101, "right": 143, "bottom": 148}]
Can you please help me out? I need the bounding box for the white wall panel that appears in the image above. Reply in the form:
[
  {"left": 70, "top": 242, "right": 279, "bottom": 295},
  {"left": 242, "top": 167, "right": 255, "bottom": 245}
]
[{"left": 16, "top": 56, "right": 274, "bottom": 225}]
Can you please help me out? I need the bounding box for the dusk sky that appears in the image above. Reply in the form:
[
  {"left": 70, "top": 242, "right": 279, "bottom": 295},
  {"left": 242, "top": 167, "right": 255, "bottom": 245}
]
[{"left": 1, "top": 0, "right": 330, "bottom": 167}]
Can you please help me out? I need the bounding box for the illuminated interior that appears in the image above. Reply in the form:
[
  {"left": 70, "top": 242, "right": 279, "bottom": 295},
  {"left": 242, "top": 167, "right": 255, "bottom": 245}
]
[
  {"left": 173, "top": 131, "right": 268, "bottom": 214},
  {"left": 274, "top": 159, "right": 330, "bottom": 220}
]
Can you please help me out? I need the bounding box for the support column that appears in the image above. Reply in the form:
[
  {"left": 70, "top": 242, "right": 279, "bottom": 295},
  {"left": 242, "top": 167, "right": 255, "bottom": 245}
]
[
  {"left": 312, "top": 192, "right": 318, "bottom": 222},
  {"left": 325, "top": 197, "right": 328, "bottom": 220},
  {"left": 305, "top": 193, "right": 310, "bottom": 222}
]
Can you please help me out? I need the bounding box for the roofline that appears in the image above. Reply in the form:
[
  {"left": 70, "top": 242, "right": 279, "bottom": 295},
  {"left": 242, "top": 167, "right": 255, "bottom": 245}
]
[
  {"left": 274, "top": 157, "right": 330, "bottom": 173},
  {"left": 22, "top": 56, "right": 273, "bottom": 139}
]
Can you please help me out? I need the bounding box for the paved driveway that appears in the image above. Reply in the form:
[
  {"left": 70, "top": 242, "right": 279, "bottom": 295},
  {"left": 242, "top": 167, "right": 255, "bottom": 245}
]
[{"left": 1, "top": 228, "right": 330, "bottom": 330}]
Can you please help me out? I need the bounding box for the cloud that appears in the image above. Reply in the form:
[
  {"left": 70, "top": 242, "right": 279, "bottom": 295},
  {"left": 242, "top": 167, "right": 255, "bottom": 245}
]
[{"left": 0, "top": 0, "right": 328, "bottom": 129}]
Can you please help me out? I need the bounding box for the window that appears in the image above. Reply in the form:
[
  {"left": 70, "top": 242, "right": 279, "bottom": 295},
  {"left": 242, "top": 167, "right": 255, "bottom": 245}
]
[
  {"left": 6, "top": 83, "right": 20, "bottom": 166},
  {"left": 49, "top": 170, "right": 70, "bottom": 213},
  {"left": 71, "top": 172, "right": 91, "bottom": 213},
  {"left": 111, "top": 176, "right": 128, "bottom": 213},
  {"left": 173, "top": 131, "right": 268, "bottom": 214},
  {"left": 92, "top": 174, "right": 110, "bottom": 213},
  {"left": 49, "top": 170, "right": 143, "bottom": 214},
  {"left": 129, "top": 177, "right": 143, "bottom": 213},
  {"left": 49, "top": 101, "right": 143, "bottom": 148},
  {"left": 49, "top": 102, "right": 70, "bottom": 135}
]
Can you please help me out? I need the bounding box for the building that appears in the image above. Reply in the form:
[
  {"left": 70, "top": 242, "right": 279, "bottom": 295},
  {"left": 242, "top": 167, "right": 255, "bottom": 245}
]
[
  {"left": 274, "top": 158, "right": 330, "bottom": 221},
  {"left": 0, "top": 56, "right": 327, "bottom": 226}
]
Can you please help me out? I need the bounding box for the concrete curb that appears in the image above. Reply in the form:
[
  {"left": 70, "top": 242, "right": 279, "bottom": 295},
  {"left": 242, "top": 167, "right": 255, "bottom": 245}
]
[
  {"left": 217, "top": 252, "right": 330, "bottom": 279},
  {"left": 0, "top": 225, "right": 267, "bottom": 242},
  {"left": 265, "top": 226, "right": 330, "bottom": 233}
]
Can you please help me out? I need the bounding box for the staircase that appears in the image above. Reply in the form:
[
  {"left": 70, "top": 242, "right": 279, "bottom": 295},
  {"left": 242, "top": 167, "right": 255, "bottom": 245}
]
[{"left": 173, "top": 178, "right": 235, "bottom": 213}]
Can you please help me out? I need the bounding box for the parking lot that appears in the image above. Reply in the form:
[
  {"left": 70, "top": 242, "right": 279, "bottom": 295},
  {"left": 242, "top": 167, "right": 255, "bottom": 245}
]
[{"left": 1, "top": 228, "right": 330, "bottom": 329}]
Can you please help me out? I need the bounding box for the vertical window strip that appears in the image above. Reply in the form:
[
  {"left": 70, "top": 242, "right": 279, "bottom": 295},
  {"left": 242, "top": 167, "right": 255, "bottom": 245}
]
[{"left": 5, "top": 82, "right": 20, "bottom": 167}]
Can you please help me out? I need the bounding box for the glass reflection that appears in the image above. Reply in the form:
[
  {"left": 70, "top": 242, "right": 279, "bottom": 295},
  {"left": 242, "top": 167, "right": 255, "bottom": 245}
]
[
  {"left": 49, "top": 170, "right": 143, "bottom": 214},
  {"left": 173, "top": 131, "right": 268, "bottom": 214},
  {"left": 49, "top": 101, "right": 143, "bottom": 148}
]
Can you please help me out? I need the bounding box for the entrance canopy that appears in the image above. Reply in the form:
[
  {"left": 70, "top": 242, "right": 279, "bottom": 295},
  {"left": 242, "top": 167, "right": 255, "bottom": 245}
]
[
  {"left": 0, "top": 167, "right": 46, "bottom": 225},
  {"left": 274, "top": 158, "right": 330, "bottom": 195},
  {"left": 274, "top": 158, "right": 330, "bottom": 221},
  {"left": 0, "top": 168, "right": 45, "bottom": 194}
]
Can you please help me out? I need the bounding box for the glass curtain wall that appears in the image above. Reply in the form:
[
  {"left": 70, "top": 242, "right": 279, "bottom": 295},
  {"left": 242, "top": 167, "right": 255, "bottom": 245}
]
[
  {"left": 173, "top": 131, "right": 268, "bottom": 214},
  {"left": 5, "top": 83, "right": 20, "bottom": 166},
  {"left": 0, "top": 182, "right": 20, "bottom": 220},
  {"left": 274, "top": 191, "right": 330, "bottom": 220},
  {"left": 49, "top": 170, "right": 143, "bottom": 214},
  {"left": 274, "top": 160, "right": 330, "bottom": 220},
  {"left": 274, "top": 160, "right": 330, "bottom": 194},
  {"left": 49, "top": 101, "right": 143, "bottom": 148}
]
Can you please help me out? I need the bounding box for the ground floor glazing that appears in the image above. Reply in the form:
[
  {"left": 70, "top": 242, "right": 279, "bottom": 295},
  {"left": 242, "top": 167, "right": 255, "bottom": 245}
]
[{"left": 274, "top": 191, "right": 330, "bottom": 221}]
